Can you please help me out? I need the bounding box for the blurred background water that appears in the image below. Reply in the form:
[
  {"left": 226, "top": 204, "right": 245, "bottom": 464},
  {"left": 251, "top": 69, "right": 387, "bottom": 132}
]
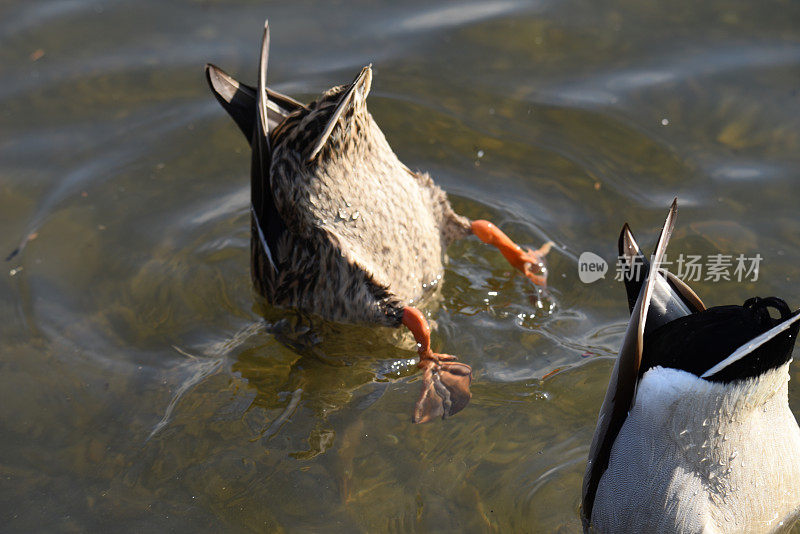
[{"left": 2, "top": 0, "right": 800, "bottom": 531}]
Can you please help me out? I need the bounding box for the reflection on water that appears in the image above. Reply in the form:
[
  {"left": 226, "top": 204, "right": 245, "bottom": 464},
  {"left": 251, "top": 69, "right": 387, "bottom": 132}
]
[{"left": 2, "top": 0, "right": 800, "bottom": 531}]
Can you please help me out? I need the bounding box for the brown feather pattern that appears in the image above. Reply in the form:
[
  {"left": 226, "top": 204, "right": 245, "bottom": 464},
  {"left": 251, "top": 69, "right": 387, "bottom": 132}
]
[{"left": 252, "top": 71, "right": 469, "bottom": 327}]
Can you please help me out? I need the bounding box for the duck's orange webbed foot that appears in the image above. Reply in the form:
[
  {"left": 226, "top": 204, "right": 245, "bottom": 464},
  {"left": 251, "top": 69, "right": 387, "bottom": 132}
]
[
  {"left": 402, "top": 307, "right": 472, "bottom": 423},
  {"left": 471, "top": 220, "right": 552, "bottom": 287}
]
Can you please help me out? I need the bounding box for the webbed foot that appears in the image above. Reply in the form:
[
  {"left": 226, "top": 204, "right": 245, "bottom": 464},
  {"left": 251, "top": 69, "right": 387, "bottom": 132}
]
[
  {"left": 471, "top": 219, "right": 552, "bottom": 286},
  {"left": 402, "top": 307, "right": 473, "bottom": 423}
]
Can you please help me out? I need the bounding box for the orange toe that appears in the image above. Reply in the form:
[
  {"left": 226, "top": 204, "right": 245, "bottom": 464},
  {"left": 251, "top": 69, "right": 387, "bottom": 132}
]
[
  {"left": 472, "top": 220, "right": 551, "bottom": 287},
  {"left": 519, "top": 241, "right": 552, "bottom": 286}
]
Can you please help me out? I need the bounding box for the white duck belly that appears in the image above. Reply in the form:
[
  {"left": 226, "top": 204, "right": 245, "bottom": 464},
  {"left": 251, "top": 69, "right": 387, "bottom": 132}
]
[{"left": 592, "top": 364, "right": 800, "bottom": 534}]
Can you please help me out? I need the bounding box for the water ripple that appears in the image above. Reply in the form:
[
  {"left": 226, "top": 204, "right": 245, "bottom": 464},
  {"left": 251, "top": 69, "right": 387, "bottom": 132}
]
[{"left": 541, "top": 42, "right": 800, "bottom": 107}]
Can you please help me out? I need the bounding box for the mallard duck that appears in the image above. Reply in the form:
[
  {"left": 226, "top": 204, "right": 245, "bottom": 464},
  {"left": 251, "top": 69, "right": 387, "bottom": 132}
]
[
  {"left": 582, "top": 200, "right": 800, "bottom": 533},
  {"left": 204, "top": 22, "right": 551, "bottom": 423}
]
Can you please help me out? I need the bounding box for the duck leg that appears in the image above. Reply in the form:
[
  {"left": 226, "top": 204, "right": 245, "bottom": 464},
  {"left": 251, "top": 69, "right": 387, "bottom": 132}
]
[
  {"left": 471, "top": 220, "right": 552, "bottom": 286},
  {"left": 402, "top": 307, "right": 472, "bottom": 423}
]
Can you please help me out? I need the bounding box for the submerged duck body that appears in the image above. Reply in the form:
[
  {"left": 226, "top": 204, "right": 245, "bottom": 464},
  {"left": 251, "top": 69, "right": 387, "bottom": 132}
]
[
  {"left": 583, "top": 201, "right": 800, "bottom": 533},
  {"left": 261, "top": 69, "right": 471, "bottom": 326},
  {"left": 205, "top": 22, "right": 550, "bottom": 422}
]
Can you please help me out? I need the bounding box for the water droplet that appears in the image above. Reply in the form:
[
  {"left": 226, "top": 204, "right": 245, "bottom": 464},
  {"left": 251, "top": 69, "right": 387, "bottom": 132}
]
[
  {"left": 661, "top": 118, "right": 669, "bottom": 126},
  {"left": 476, "top": 149, "right": 485, "bottom": 158}
]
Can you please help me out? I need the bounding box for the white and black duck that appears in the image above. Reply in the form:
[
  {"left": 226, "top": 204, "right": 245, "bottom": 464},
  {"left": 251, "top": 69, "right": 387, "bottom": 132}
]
[{"left": 582, "top": 200, "right": 800, "bottom": 533}]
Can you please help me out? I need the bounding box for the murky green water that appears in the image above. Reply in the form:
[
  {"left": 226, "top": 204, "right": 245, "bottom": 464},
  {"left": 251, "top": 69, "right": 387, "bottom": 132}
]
[{"left": 2, "top": 0, "right": 800, "bottom": 531}]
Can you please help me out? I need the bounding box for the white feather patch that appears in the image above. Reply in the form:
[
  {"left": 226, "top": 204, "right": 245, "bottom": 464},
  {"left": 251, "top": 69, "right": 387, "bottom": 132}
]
[
  {"left": 591, "top": 363, "right": 800, "bottom": 533},
  {"left": 251, "top": 205, "right": 277, "bottom": 273},
  {"left": 701, "top": 312, "right": 800, "bottom": 378}
]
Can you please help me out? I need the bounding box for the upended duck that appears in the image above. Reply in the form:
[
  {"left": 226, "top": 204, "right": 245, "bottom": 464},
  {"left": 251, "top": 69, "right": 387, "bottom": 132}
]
[
  {"left": 582, "top": 200, "right": 800, "bottom": 533},
  {"left": 204, "top": 22, "right": 551, "bottom": 423}
]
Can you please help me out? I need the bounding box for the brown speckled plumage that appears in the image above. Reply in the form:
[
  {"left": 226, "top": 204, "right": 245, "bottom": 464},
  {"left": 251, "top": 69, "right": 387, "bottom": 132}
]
[
  {"left": 206, "top": 22, "right": 549, "bottom": 422},
  {"left": 263, "top": 71, "right": 470, "bottom": 326},
  {"left": 209, "top": 57, "right": 471, "bottom": 327}
]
